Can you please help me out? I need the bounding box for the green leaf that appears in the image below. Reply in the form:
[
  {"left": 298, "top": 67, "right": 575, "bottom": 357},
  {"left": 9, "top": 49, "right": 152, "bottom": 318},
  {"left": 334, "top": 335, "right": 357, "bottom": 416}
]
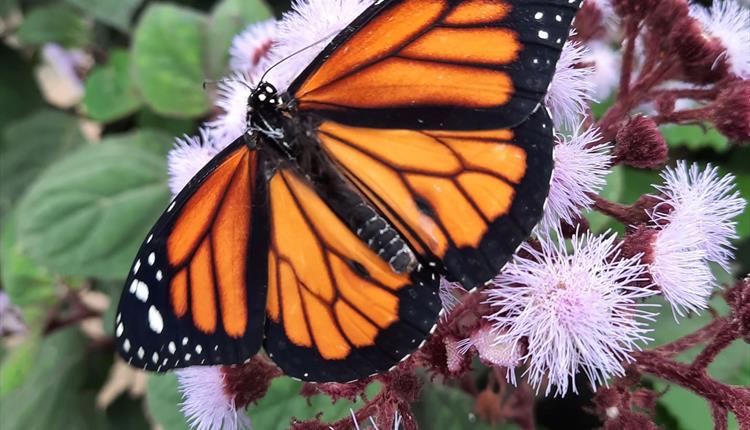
[
  {"left": 661, "top": 124, "right": 729, "bottom": 153},
  {"left": 137, "top": 108, "right": 196, "bottom": 137},
  {"left": 17, "top": 4, "right": 91, "bottom": 47},
  {"left": 413, "top": 382, "right": 515, "bottom": 430},
  {"left": 102, "top": 128, "right": 174, "bottom": 156},
  {"left": 0, "top": 44, "right": 43, "bottom": 130},
  {"left": 64, "top": 0, "right": 142, "bottom": 32},
  {"left": 147, "top": 373, "right": 191, "bottom": 430},
  {"left": 0, "top": 215, "right": 56, "bottom": 326},
  {"left": 132, "top": 4, "right": 210, "bottom": 118},
  {"left": 0, "top": 109, "right": 84, "bottom": 219},
  {"left": 0, "top": 328, "right": 114, "bottom": 429},
  {"left": 15, "top": 142, "right": 170, "bottom": 280},
  {"left": 0, "top": 332, "right": 42, "bottom": 396},
  {"left": 204, "top": 0, "right": 272, "bottom": 78},
  {"left": 586, "top": 165, "right": 625, "bottom": 233},
  {"left": 83, "top": 50, "right": 142, "bottom": 122}
]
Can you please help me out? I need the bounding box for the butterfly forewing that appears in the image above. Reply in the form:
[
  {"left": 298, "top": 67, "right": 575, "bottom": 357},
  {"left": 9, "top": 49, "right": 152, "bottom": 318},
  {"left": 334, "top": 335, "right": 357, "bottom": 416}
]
[
  {"left": 289, "top": 0, "right": 583, "bottom": 130},
  {"left": 115, "top": 139, "right": 269, "bottom": 371}
]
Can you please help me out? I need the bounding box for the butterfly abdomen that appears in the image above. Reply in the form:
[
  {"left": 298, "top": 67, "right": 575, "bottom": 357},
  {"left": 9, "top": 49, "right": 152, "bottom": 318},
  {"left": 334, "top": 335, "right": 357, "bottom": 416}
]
[{"left": 350, "top": 202, "right": 416, "bottom": 273}]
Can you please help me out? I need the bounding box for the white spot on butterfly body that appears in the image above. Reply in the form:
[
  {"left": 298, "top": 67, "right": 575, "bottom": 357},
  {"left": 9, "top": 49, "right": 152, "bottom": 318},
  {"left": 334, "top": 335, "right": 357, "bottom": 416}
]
[
  {"left": 538, "top": 30, "right": 549, "bottom": 40},
  {"left": 168, "top": 341, "right": 176, "bottom": 354},
  {"left": 148, "top": 306, "right": 164, "bottom": 333},
  {"left": 556, "top": 14, "right": 562, "bottom": 22},
  {"left": 133, "top": 259, "right": 141, "bottom": 274},
  {"left": 123, "top": 339, "right": 131, "bottom": 352},
  {"left": 147, "top": 252, "right": 155, "bottom": 265},
  {"left": 258, "top": 93, "right": 267, "bottom": 101}
]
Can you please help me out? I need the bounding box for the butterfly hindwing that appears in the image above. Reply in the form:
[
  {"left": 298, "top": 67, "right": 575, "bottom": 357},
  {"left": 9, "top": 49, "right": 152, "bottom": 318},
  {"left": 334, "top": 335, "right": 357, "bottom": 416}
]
[
  {"left": 317, "top": 108, "right": 554, "bottom": 288},
  {"left": 290, "top": 0, "right": 583, "bottom": 130},
  {"left": 115, "top": 139, "right": 269, "bottom": 371},
  {"left": 263, "top": 168, "right": 442, "bottom": 382}
]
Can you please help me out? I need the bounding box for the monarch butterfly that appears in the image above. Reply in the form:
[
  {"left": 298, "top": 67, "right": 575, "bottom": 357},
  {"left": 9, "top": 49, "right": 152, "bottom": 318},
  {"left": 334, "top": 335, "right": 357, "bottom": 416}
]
[{"left": 116, "top": 0, "right": 582, "bottom": 382}]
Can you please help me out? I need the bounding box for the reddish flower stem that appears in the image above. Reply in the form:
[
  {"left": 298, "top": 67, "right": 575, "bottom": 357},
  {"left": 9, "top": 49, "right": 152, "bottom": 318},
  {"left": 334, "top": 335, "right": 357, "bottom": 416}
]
[
  {"left": 652, "top": 317, "right": 728, "bottom": 357},
  {"left": 632, "top": 351, "right": 750, "bottom": 427}
]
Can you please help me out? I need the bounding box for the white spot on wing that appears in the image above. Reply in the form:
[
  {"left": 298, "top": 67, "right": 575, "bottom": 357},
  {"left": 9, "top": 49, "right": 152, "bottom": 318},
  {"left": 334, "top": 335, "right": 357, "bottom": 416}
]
[
  {"left": 152, "top": 352, "right": 159, "bottom": 363},
  {"left": 147, "top": 252, "right": 155, "bottom": 266},
  {"left": 134, "top": 280, "right": 149, "bottom": 302},
  {"left": 156, "top": 270, "right": 163, "bottom": 281},
  {"left": 182, "top": 337, "right": 188, "bottom": 346},
  {"left": 116, "top": 323, "right": 124, "bottom": 337},
  {"left": 168, "top": 341, "right": 176, "bottom": 354},
  {"left": 538, "top": 30, "right": 549, "bottom": 40},
  {"left": 148, "top": 306, "right": 164, "bottom": 333},
  {"left": 133, "top": 259, "right": 141, "bottom": 274},
  {"left": 137, "top": 347, "right": 144, "bottom": 359},
  {"left": 195, "top": 345, "right": 202, "bottom": 354},
  {"left": 123, "top": 339, "right": 131, "bottom": 352}
]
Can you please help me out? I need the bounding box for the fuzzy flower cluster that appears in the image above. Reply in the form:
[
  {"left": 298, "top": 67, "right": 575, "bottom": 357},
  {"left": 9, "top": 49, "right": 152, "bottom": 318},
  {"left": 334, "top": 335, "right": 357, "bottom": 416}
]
[
  {"left": 486, "top": 232, "right": 657, "bottom": 396},
  {"left": 647, "top": 162, "right": 746, "bottom": 316}
]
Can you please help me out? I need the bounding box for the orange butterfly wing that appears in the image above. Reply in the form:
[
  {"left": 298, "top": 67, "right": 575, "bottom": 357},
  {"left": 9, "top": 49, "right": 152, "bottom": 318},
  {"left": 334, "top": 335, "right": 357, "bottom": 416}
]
[
  {"left": 263, "top": 168, "right": 441, "bottom": 382},
  {"left": 289, "top": 0, "right": 582, "bottom": 130},
  {"left": 115, "top": 141, "right": 269, "bottom": 370},
  {"left": 316, "top": 109, "right": 554, "bottom": 288}
]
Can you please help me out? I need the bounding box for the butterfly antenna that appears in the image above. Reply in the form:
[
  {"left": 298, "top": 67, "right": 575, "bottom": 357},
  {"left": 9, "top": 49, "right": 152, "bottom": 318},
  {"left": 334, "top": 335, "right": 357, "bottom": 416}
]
[
  {"left": 256, "top": 30, "right": 339, "bottom": 85},
  {"left": 202, "top": 76, "right": 254, "bottom": 91}
]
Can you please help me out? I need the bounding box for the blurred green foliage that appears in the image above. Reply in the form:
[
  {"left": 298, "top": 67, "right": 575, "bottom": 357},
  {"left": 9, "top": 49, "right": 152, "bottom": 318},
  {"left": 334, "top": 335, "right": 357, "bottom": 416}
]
[{"left": 0, "top": 0, "right": 748, "bottom": 429}]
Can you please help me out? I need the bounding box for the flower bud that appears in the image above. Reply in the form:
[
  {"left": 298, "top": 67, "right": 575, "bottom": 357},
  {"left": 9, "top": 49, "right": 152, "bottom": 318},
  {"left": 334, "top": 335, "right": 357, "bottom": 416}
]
[
  {"left": 668, "top": 18, "right": 728, "bottom": 83},
  {"left": 615, "top": 116, "right": 669, "bottom": 169},
  {"left": 711, "top": 80, "right": 750, "bottom": 143}
]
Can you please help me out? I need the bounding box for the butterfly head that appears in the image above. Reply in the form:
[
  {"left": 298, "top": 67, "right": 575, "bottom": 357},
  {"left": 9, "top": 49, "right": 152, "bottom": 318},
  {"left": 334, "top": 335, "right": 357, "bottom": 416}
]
[{"left": 248, "top": 82, "right": 281, "bottom": 111}]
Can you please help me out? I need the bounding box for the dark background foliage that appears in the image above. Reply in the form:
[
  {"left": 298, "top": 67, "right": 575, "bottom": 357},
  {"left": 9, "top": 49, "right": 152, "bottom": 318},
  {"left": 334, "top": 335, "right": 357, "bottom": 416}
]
[{"left": 0, "top": 0, "right": 747, "bottom": 429}]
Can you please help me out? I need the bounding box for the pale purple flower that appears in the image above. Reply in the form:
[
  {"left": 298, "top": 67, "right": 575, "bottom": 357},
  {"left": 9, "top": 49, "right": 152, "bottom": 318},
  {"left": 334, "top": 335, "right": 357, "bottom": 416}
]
[
  {"left": 651, "top": 162, "right": 746, "bottom": 271},
  {"left": 206, "top": 74, "right": 253, "bottom": 146},
  {"left": 167, "top": 129, "right": 221, "bottom": 196},
  {"left": 649, "top": 220, "right": 715, "bottom": 317},
  {"left": 486, "top": 232, "right": 656, "bottom": 396},
  {"left": 690, "top": 0, "right": 750, "bottom": 79},
  {"left": 587, "top": 0, "right": 617, "bottom": 31},
  {"left": 0, "top": 291, "right": 26, "bottom": 336},
  {"left": 265, "top": 0, "right": 374, "bottom": 91},
  {"left": 229, "top": 19, "right": 278, "bottom": 80},
  {"left": 177, "top": 367, "right": 252, "bottom": 430},
  {"left": 352, "top": 410, "right": 402, "bottom": 430},
  {"left": 585, "top": 41, "right": 621, "bottom": 100},
  {"left": 539, "top": 127, "right": 612, "bottom": 231},
  {"left": 438, "top": 278, "right": 463, "bottom": 313},
  {"left": 457, "top": 325, "right": 521, "bottom": 384},
  {"left": 545, "top": 39, "right": 596, "bottom": 130}
]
